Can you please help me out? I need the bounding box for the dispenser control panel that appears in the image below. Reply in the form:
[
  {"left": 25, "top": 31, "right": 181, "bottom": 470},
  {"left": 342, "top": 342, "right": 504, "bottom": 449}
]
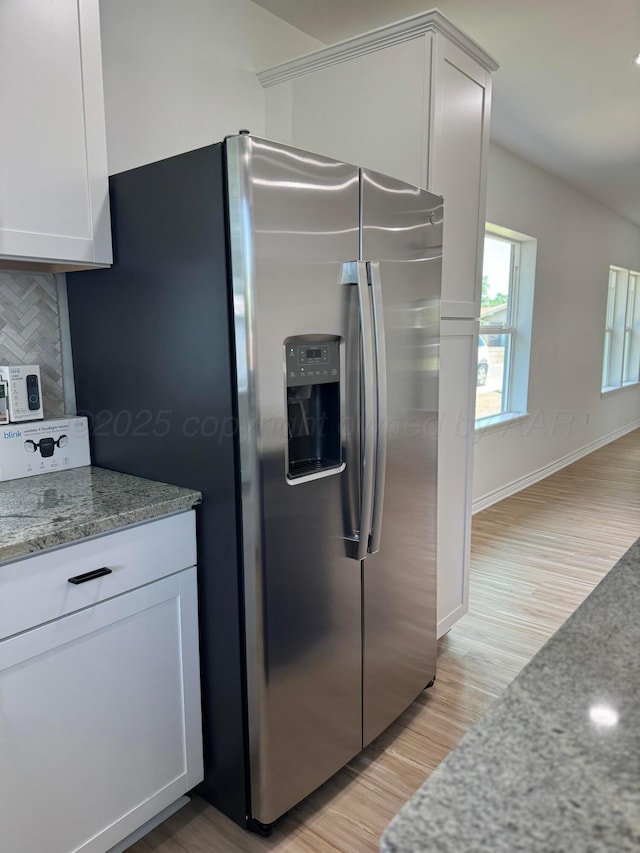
[{"left": 286, "top": 339, "right": 340, "bottom": 386}]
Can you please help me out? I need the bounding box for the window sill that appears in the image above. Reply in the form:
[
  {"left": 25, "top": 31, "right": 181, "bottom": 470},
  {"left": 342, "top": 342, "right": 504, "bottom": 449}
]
[
  {"left": 474, "top": 411, "right": 529, "bottom": 433},
  {"left": 601, "top": 381, "right": 640, "bottom": 397}
]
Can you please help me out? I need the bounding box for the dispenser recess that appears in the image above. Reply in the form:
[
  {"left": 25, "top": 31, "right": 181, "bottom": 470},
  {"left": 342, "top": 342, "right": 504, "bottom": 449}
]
[{"left": 285, "top": 336, "right": 342, "bottom": 482}]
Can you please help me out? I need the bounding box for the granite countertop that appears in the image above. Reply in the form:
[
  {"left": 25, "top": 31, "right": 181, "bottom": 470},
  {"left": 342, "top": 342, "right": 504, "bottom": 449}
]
[
  {"left": 381, "top": 540, "right": 640, "bottom": 852},
  {"left": 0, "top": 466, "right": 202, "bottom": 564}
]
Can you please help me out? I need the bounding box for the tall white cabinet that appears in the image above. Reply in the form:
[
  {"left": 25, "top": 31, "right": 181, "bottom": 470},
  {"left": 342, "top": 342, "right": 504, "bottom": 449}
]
[
  {"left": 0, "top": 0, "right": 111, "bottom": 270},
  {"left": 259, "top": 11, "right": 497, "bottom": 635}
]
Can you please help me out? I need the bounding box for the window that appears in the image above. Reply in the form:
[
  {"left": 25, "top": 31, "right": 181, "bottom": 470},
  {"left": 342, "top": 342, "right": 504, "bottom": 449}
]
[
  {"left": 475, "top": 224, "right": 537, "bottom": 427},
  {"left": 601, "top": 266, "right": 640, "bottom": 392}
]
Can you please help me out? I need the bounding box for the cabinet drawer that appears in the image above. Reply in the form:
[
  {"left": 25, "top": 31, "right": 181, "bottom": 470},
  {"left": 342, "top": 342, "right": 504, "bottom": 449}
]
[{"left": 0, "top": 511, "right": 196, "bottom": 639}]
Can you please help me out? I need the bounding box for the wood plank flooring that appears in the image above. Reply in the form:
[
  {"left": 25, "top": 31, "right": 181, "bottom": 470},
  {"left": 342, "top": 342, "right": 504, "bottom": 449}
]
[{"left": 128, "top": 428, "right": 640, "bottom": 852}]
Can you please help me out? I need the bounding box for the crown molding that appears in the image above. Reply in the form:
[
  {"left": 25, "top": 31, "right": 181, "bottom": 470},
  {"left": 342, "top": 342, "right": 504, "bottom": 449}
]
[{"left": 257, "top": 8, "right": 499, "bottom": 87}]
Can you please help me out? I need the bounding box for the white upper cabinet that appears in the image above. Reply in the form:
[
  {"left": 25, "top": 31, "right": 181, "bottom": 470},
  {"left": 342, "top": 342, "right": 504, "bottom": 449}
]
[
  {"left": 0, "top": 0, "right": 111, "bottom": 270},
  {"left": 260, "top": 11, "right": 497, "bottom": 318},
  {"left": 266, "top": 36, "right": 430, "bottom": 189}
]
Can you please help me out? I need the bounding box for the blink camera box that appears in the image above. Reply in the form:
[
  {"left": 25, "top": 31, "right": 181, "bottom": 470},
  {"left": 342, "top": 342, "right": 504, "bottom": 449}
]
[
  {"left": 0, "top": 365, "right": 44, "bottom": 422},
  {"left": 0, "top": 381, "right": 8, "bottom": 426},
  {"left": 0, "top": 417, "right": 91, "bottom": 481}
]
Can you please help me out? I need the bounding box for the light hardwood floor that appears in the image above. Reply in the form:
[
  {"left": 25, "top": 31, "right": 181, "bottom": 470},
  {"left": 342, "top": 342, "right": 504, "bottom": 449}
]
[{"left": 128, "top": 428, "right": 640, "bottom": 852}]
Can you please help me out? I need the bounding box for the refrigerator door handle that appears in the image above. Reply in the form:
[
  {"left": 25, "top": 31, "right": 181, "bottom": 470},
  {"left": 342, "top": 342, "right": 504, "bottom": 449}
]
[
  {"left": 356, "top": 260, "right": 376, "bottom": 561},
  {"left": 368, "top": 260, "right": 388, "bottom": 555}
]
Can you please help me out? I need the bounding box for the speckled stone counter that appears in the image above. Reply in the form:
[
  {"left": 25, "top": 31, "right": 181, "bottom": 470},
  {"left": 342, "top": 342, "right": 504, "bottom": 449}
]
[
  {"left": 381, "top": 539, "right": 640, "bottom": 852},
  {"left": 0, "top": 466, "right": 201, "bottom": 564}
]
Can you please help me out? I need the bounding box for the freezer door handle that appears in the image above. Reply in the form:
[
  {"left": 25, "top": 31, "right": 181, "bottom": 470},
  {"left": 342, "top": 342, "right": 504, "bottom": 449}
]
[
  {"left": 356, "top": 260, "right": 376, "bottom": 561},
  {"left": 368, "top": 261, "right": 388, "bottom": 555}
]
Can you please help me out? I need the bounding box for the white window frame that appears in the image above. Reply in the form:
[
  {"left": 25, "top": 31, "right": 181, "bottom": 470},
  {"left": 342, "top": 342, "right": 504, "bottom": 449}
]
[
  {"left": 602, "top": 266, "right": 640, "bottom": 393},
  {"left": 475, "top": 224, "right": 537, "bottom": 430}
]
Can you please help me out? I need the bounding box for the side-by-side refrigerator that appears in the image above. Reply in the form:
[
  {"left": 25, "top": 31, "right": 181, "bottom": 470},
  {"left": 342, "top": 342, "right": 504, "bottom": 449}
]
[{"left": 66, "top": 134, "right": 442, "bottom": 833}]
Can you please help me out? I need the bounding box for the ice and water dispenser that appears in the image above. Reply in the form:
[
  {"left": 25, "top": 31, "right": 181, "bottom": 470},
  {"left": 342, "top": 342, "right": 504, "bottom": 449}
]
[{"left": 285, "top": 337, "right": 342, "bottom": 481}]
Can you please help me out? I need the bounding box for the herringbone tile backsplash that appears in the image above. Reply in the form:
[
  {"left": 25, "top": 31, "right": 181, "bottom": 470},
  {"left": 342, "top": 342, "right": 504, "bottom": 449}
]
[{"left": 0, "top": 271, "right": 65, "bottom": 418}]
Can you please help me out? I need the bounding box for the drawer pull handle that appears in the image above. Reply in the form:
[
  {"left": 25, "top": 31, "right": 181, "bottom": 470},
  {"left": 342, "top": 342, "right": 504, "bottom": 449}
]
[{"left": 68, "top": 567, "right": 112, "bottom": 585}]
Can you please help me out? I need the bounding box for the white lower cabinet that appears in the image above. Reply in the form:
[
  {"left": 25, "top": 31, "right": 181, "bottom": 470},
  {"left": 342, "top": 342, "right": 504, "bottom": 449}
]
[{"left": 0, "top": 513, "right": 203, "bottom": 853}]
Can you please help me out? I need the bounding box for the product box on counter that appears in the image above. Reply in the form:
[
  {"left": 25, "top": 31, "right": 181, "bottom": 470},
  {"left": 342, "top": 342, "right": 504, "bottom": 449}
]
[
  {"left": 0, "top": 417, "right": 91, "bottom": 481},
  {"left": 0, "top": 365, "right": 44, "bottom": 422}
]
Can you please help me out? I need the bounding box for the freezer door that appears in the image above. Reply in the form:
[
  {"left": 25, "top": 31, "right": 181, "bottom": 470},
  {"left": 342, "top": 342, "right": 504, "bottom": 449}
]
[
  {"left": 360, "top": 169, "right": 442, "bottom": 746},
  {"left": 226, "top": 136, "right": 363, "bottom": 826}
]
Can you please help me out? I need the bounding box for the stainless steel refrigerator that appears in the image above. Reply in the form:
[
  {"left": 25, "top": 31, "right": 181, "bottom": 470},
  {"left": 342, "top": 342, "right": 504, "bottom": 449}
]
[{"left": 66, "top": 134, "right": 442, "bottom": 834}]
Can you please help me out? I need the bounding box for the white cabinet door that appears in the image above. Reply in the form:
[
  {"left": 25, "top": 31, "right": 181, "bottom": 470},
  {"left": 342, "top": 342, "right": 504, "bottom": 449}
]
[
  {"left": 429, "top": 35, "right": 492, "bottom": 318},
  {"left": 266, "top": 36, "right": 430, "bottom": 189},
  {"left": 0, "top": 0, "right": 111, "bottom": 268},
  {"left": 0, "top": 568, "right": 203, "bottom": 853},
  {"left": 437, "top": 320, "right": 478, "bottom": 635}
]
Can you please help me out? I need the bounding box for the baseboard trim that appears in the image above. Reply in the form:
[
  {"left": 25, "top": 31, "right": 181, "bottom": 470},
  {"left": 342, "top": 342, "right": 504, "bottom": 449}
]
[
  {"left": 438, "top": 602, "right": 468, "bottom": 638},
  {"left": 472, "top": 420, "right": 640, "bottom": 515}
]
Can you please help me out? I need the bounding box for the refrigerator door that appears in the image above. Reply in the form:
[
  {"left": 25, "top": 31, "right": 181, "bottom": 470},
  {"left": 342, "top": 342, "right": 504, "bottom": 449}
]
[
  {"left": 360, "top": 169, "right": 442, "bottom": 746},
  {"left": 226, "top": 136, "right": 363, "bottom": 826}
]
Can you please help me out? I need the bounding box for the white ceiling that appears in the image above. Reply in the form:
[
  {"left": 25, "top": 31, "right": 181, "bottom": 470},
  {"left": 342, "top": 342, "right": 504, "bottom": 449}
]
[{"left": 252, "top": 0, "right": 640, "bottom": 227}]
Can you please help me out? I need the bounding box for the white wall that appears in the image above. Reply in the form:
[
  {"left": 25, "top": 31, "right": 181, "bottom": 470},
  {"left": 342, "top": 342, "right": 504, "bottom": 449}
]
[
  {"left": 98, "top": 0, "right": 322, "bottom": 175},
  {"left": 473, "top": 143, "right": 640, "bottom": 507}
]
